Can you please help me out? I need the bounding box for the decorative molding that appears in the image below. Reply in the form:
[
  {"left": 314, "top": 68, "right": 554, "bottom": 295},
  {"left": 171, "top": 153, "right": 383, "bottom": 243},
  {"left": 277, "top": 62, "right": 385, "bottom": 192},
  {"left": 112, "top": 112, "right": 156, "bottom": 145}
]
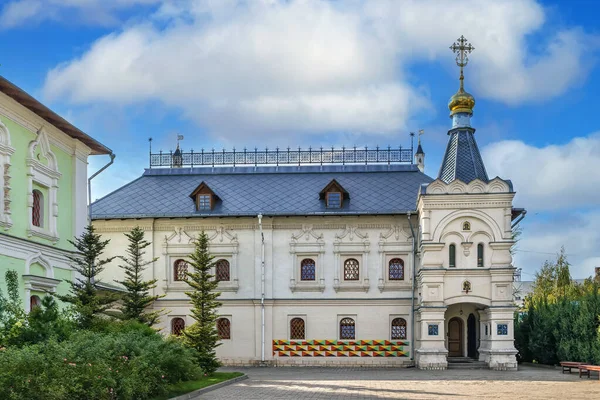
[
  {"left": 424, "top": 177, "right": 511, "bottom": 195},
  {"left": 333, "top": 225, "right": 371, "bottom": 292},
  {"left": 290, "top": 225, "right": 325, "bottom": 292},
  {"left": 335, "top": 225, "right": 369, "bottom": 242},
  {"left": 0, "top": 118, "right": 14, "bottom": 229}
]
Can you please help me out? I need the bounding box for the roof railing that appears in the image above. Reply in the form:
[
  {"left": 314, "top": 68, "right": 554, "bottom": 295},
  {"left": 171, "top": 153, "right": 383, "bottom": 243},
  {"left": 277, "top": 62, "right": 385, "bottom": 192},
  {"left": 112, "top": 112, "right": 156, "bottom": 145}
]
[{"left": 149, "top": 145, "right": 414, "bottom": 168}]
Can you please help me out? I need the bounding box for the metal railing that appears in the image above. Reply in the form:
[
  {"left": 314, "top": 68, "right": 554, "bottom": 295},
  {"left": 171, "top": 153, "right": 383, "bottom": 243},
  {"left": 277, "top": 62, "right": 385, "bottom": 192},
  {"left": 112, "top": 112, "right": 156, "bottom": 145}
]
[{"left": 149, "top": 145, "right": 414, "bottom": 168}]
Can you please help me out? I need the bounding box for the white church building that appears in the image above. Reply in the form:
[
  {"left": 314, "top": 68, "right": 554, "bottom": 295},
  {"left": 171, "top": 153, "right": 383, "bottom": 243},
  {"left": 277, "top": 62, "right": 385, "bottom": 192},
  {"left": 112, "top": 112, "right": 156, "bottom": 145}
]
[{"left": 91, "top": 37, "right": 524, "bottom": 370}]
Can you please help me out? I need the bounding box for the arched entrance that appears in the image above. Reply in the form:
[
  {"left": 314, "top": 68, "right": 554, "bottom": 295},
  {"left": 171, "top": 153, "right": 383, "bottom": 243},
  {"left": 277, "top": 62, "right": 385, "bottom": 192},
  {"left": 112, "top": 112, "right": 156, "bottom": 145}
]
[
  {"left": 448, "top": 317, "right": 463, "bottom": 357},
  {"left": 467, "top": 313, "right": 477, "bottom": 358}
]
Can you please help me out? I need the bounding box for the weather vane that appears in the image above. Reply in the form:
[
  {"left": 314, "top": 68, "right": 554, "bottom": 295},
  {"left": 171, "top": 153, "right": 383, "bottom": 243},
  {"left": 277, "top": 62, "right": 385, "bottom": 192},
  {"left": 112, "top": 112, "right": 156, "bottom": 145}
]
[{"left": 450, "top": 35, "right": 474, "bottom": 88}]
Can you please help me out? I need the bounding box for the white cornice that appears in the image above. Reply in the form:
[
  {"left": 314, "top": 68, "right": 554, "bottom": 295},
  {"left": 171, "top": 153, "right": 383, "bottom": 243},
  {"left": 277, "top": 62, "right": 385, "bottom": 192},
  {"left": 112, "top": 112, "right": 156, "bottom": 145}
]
[{"left": 0, "top": 232, "right": 72, "bottom": 267}]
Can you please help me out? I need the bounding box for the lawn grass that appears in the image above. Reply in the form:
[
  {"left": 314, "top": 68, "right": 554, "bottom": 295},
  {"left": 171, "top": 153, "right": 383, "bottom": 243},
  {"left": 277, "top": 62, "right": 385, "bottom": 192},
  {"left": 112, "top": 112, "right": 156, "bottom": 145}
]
[{"left": 152, "top": 372, "right": 244, "bottom": 400}]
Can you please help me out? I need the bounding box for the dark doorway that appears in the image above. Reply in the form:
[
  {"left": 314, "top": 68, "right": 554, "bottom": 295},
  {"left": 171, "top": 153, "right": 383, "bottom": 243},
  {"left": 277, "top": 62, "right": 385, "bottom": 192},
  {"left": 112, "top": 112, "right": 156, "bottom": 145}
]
[
  {"left": 467, "top": 313, "right": 477, "bottom": 358},
  {"left": 448, "top": 317, "right": 463, "bottom": 357}
]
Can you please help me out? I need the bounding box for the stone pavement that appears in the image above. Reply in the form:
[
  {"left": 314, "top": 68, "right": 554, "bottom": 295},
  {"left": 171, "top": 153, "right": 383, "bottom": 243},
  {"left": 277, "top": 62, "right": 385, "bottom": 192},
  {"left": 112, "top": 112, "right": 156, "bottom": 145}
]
[{"left": 196, "top": 365, "right": 600, "bottom": 399}]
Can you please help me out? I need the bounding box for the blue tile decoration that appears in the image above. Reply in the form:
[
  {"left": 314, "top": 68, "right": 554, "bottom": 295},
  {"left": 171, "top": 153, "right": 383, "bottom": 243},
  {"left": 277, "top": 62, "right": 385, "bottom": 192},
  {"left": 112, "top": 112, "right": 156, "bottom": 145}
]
[
  {"left": 428, "top": 324, "right": 438, "bottom": 336},
  {"left": 90, "top": 164, "right": 433, "bottom": 219},
  {"left": 497, "top": 324, "right": 508, "bottom": 335}
]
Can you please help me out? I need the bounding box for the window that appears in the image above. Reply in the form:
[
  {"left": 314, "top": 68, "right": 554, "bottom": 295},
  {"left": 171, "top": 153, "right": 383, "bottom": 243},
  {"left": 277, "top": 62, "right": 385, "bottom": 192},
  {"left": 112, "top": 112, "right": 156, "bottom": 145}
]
[
  {"left": 290, "top": 318, "right": 305, "bottom": 340},
  {"left": 217, "top": 318, "right": 231, "bottom": 339},
  {"left": 497, "top": 324, "right": 508, "bottom": 336},
  {"left": 485, "top": 324, "right": 488, "bottom": 336},
  {"left": 174, "top": 259, "right": 188, "bottom": 281},
  {"left": 391, "top": 318, "right": 407, "bottom": 340},
  {"left": 171, "top": 318, "right": 185, "bottom": 336},
  {"left": 32, "top": 189, "right": 43, "bottom": 228},
  {"left": 326, "top": 192, "right": 342, "bottom": 208},
  {"left": 389, "top": 258, "right": 404, "bottom": 280},
  {"left": 300, "top": 258, "right": 316, "bottom": 281},
  {"left": 198, "top": 194, "right": 211, "bottom": 210},
  {"left": 449, "top": 244, "right": 456, "bottom": 268},
  {"left": 477, "top": 243, "right": 484, "bottom": 267},
  {"left": 30, "top": 295, "right": 41, "bottom": 310},
  {"left": 340, "top": 318, "right": 355, "bottom": 340},
  {"left": 463, "top": 221, "right": 471, "bottom": 231},
  {"left": 215, "top": 259, "right": 230, "bottom": 282},
  {"left": 343, "top": 258, "right": 360, "bottom": 280}
]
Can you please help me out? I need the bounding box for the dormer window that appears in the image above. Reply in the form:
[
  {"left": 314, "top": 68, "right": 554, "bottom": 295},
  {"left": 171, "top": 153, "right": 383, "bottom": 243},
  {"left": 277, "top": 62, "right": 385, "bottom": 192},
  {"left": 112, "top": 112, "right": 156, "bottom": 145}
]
[
  {"left": 319, "top": 179, "right": 348, "bottom": 209},
  {"left": 189, "top": 182, "right": 218, "bottom": 211}
]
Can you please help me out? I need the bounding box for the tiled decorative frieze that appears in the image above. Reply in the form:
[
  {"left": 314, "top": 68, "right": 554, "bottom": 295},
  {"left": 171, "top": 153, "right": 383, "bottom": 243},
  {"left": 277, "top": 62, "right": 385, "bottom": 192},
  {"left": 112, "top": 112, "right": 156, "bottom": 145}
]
[{"left": 273, "top": 340, "right": 409, "bottom": 358}]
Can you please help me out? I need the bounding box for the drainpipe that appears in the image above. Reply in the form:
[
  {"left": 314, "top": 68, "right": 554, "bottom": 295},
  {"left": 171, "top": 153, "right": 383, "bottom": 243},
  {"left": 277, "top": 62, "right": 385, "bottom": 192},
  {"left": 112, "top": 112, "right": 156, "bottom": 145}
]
[
  {"left": 407, "top": 211, "right": 417, "bottom": 361},
  {"left": 88, "top": 153, "right": 116, "bottom": 223},
  {"left": 87, "top": 153, "right": 115, "bottom": 284},
  {"left": 257, "top": 213, "right": 265, "bottom": 363}
]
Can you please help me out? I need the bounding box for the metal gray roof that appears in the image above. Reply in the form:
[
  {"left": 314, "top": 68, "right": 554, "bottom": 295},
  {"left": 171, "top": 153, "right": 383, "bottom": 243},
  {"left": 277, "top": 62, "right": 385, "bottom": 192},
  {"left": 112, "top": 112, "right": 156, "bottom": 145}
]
[
  {"left": 438, "top": 128, "right": 488, "bottom": 184},
  {"left": 91, "top": 164, "right": 433, "bottom": 219}
]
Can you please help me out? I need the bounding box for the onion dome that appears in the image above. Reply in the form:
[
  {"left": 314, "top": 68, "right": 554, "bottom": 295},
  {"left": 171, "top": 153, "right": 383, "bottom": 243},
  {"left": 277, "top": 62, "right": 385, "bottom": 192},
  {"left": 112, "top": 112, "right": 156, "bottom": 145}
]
[{"left": 448, "top": 81, "right": 475, "bottom": 116}]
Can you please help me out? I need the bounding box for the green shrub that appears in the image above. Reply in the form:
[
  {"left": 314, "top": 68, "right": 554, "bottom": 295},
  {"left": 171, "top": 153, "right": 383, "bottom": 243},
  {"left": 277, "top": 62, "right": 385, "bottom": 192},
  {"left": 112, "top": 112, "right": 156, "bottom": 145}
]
[{"left": 0, "top": 330, "right": 201, "bottom": 400}]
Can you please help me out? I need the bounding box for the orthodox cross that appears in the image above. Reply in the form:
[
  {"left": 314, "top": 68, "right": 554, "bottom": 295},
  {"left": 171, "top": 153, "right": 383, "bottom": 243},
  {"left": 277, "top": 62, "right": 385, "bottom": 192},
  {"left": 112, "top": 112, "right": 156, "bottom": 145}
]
[{"left": 450, "top": 35, "right": 474, "bottom": 89}]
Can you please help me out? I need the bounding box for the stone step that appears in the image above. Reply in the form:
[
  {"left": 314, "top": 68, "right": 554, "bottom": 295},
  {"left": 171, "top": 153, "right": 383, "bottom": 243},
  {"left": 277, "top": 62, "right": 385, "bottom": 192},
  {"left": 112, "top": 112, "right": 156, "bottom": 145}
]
[{"left": 447, "top": 361, "right": 488, "bottom": 370}]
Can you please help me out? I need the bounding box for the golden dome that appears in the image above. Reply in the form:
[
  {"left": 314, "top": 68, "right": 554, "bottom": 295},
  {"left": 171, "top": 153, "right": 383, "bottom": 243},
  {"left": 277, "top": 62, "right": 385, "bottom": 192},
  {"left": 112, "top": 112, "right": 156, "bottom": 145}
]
[{"left": 448, "top": 86, "right": 475, "bottom": 116}]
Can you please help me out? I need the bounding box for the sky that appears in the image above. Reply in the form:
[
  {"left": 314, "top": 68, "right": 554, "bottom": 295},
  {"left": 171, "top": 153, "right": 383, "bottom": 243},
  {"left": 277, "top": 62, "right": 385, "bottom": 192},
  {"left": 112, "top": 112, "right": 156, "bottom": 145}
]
[{"left": 0, "top": 0, "right": 599, "bottom": 280}]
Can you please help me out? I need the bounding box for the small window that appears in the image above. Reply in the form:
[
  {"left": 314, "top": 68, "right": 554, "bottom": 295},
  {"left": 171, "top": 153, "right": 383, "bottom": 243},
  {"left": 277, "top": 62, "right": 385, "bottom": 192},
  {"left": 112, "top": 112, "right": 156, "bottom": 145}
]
[
  {"left": 340, "top": 317, "right": 355, "bottom": 340},
  {"left": 477, "top": 243, "right": 484, "bottom": 267},
  {"left": 30, "top": 295, "right": 41, "bottom": 310},
  {"left": 174, "top": 259, "right": 188, "bottom": 281},
  {"left": 449, "top": 244, "right": 456, "bottom": 268},
  {"left": 217, "top": 318, "right": 231, "bottom": 339},
  {"left": 290, "top": 317, "right": 305, "bottom": 340},
  {"left": 463, "top": 221, "right": 471, "bottom": 231},
  {"left": 343, "top": 258, "right": 359, "bottom": 281},
  {"left": 300, "top": 258, "right": 316, "bottom": 281},
  {"left": 326, "top": 192, "right": 342, "bottom": 208},
  {"left": 171, "top": 318, "right": 185, "bottom": 336},
  {"left": 215, "top": 259, "right": 230, "bottom": 282},
  {"left": 389, "top": 258, "right": 404, "bottom": 280},
  {"left": 391, "top": 318, "right": 407, "bottom": 340},
  {"left": 32, "top": 189, "right": 43, "bottom": 228},
  {"left": 484, "top": 324, "right": 488, "bottom": 336},
  {"left": 198, "top": 194, "right": 211, "bottom": 210}
]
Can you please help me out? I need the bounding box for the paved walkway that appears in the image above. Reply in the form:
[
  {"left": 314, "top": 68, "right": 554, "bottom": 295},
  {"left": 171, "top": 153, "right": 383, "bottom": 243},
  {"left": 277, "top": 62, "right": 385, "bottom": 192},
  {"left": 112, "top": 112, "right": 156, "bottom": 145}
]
[{"left": 197, "top": 365, "right": 600, "bottom": 399}]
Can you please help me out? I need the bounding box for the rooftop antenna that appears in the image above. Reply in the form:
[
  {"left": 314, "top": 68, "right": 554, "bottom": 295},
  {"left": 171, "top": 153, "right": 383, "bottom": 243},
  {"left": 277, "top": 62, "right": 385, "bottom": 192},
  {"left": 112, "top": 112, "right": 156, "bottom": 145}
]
[{"left": 148, "top": 137, "right": 152, "bottom": 168}]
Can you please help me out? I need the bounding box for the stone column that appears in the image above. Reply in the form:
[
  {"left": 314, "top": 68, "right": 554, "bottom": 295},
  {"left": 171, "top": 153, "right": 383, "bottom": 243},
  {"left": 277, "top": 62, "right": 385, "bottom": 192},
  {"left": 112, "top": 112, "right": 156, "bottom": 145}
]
[
  {"left": 415, "top": 306, "right": 448, "bottom": 370},
  {"left": 478, "top": 306, "right": 517, "bottom": 370}
]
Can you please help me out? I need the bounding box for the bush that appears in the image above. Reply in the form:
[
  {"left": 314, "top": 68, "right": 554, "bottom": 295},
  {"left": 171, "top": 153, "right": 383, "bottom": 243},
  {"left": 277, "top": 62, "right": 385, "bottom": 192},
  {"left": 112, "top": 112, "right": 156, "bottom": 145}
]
[{"left": 0, "top": 329, "right": 201, "bottom": 400}]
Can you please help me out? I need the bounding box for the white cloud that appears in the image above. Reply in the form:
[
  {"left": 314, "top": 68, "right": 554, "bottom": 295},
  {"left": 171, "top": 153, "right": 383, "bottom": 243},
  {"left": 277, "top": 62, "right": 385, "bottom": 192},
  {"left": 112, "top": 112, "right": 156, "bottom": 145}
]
[
  {"left": 41, "top": 0, "right": 596, "bottom": 140},
  {"left": 0, "top": 0, "right": 161, "bottom": 28},
  {"left": 482, "top": 133, "right": 600, "bottom": 211}
]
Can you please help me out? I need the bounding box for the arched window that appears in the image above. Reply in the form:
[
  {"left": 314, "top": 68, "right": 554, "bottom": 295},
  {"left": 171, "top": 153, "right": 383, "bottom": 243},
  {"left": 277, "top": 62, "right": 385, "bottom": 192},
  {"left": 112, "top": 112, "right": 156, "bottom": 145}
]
[
  {"left": 217, "top": 318, "right": 231, "bottom": 339},
  {"left": 300, "top": 258, "right": 316, "bottom": 281},
  {"left": 477, "top": 243, "right": 484, "bottom": 267},
  {"left": 171, "top": 318, "right": 185, "bottom": 336},
  {"left": 340, "top": 317, "right": 355, "bottom": 339},
  {"left": 215, "top": 259, "right": 230, "bottom": 282},
  {"left": 389, "top": 258, "right": 404, "bottom": 280},
  {"left": 344, "top": 258, "right": 359, "bottom": 281},
  {"left": 30, "top": 295, "right": 41, "bottom": 310},
  {"left": 174, "top": 259, "right": 188, "bottom": 281},
  {"left": 449, "top": 244, "right": 456, "bottom": 268},
  {"left": 290, "top": 317, "right": 305, "bottom": 340},
  {"left": 32, "top": 189, "right": 43, "bottom": 227},
  {"left": 463, "top": 221, "right": 471, "bottom": 231},
  {"left": 391, "top": 318, "right": 407, "bottom": 340}
]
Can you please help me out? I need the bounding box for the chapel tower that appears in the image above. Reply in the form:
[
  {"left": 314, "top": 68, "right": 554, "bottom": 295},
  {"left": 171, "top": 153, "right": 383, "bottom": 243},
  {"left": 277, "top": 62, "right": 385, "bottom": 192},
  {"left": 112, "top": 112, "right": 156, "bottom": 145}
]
[{"left": 414, "top": 36, "right": 520, "bottom": 370}]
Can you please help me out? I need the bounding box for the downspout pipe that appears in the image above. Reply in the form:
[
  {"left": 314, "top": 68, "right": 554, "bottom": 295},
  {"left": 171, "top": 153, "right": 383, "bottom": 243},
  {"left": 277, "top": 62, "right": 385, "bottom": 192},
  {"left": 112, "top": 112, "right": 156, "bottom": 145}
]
[
  {"left": 407, "top": 211, "right": 417, "bottom": 362},
  {"left": 257, "top": 214, "right": 265, "bottom": 363},
  {"left": 88, "top": 153, "right": 116, "bottom": 223},
  {"left": 511, "top": 210, "right": 527, "bottom": 229}
]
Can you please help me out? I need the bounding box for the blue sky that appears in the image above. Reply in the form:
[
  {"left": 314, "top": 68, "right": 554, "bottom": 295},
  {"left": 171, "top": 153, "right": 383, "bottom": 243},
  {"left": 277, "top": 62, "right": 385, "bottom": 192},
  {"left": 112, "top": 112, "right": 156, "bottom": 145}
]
[{"left": 1, "top": 0, "right": 599, "bottom": 279}]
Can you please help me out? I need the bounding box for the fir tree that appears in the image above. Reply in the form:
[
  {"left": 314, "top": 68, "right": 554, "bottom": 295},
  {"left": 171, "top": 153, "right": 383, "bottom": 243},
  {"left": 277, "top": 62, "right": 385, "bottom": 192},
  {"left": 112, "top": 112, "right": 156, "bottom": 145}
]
[
  {"left": 183, "top": 231, "right": 222, "bottom": 374},
  {"left": 115, "top": 226, "right": 164, "bottom": 325},
  {"left": 56, "top": 225, "right": 119, "bottom": 328}
]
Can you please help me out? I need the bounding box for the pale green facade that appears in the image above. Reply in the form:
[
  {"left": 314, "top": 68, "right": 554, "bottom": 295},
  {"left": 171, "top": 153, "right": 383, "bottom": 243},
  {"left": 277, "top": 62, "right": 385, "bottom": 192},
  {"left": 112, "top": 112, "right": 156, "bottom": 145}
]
[{"left": 0, "top": 77, "right": 111, "bottom": 311}]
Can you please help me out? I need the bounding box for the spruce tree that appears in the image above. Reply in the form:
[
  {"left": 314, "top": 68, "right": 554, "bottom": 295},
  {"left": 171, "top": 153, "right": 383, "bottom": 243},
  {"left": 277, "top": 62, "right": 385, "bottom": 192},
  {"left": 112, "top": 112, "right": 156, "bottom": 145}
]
[
  {"left": 56, "top": 224, "right": 118, "bottom": 328},
  {"left": 183, "top": 231, "right": 222, "bottom": 374},
  {"left": 115, "top": 226, "right": 164, "bottom": 326}
]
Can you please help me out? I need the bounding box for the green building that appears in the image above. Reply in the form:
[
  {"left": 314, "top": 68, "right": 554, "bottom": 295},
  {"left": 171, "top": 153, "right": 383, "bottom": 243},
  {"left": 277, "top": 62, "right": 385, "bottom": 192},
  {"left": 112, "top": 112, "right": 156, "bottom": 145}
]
[{"left": 0, "top": 76, "right": 112, "bottom": 311}]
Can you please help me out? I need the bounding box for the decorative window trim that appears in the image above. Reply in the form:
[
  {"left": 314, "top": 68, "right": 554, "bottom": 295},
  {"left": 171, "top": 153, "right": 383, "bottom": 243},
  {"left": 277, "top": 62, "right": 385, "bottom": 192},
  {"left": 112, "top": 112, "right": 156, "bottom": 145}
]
[
  {"left": 0, "top": 118, "right": 15, "bottom": 230},
  {"left": 377, "top": 226, "right": 412, "bottom": 292},
  {"left": 289, "top": 225, "right": 325, "bottom": 292},
  {"left": 26, "top": 127, "right": 60, "bottom": 243},
  {"left": 390, "top": 316, "right": 408, "bottom": 340},
  {"left": 288, "top": 315, "right": 306, "bottom": 340},
  {"left": 338, "top": 315, "right": 356, "bottom": 341},
  {"left": 23, "top": 252, "right": 58, "bottom": 312},
  {"left": 333, "top": 226, "right": 370, "bottom": 292},
  {"left": 217, "top": 316, "right": 232, "bottom": 340}
]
